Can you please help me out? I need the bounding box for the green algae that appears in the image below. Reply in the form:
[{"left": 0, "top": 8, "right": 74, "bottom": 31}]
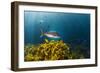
[
  {"left": 24, "top": 39, "right": 85, "bottom": 61},
  {"left": 24, "top": 39, "right": 71, "bottom": 61}
]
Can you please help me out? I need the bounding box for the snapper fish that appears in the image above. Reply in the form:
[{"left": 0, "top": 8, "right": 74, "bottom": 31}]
[
  {"left": 39, "top": 21, "right": 61, "bottom": 40},
  {"left": 40, "top": 29, "right": 61, "bottom": 39}
]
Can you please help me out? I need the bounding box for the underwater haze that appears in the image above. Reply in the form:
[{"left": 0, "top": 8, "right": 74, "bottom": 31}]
[{"left": 24, "top": 11, "right": 90, "bottom": 60}]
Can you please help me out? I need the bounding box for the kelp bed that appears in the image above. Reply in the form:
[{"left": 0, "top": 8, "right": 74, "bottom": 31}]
[{"left": 24, "top": 39, "right": 85, "bottom": 61}]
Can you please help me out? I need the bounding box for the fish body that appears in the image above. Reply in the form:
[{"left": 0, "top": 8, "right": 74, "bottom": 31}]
[
  {"left": 40, "top": 30, "right": 61, "bottom": 41},
  {"left": 44, "top": 32, "right": 60, "bottom": 38}
]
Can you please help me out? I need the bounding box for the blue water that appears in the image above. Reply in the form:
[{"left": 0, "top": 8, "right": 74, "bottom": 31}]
[
  {"left": 24, "top": 11, "right": 90, "bottom": 43},
  {"left": 24, "top": 11, "right": 90, "bottom": 58}
]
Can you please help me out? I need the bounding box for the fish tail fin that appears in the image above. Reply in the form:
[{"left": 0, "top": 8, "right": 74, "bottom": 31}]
[{"left": 40, "top": 29, "right": 44, "bottom": 37}]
